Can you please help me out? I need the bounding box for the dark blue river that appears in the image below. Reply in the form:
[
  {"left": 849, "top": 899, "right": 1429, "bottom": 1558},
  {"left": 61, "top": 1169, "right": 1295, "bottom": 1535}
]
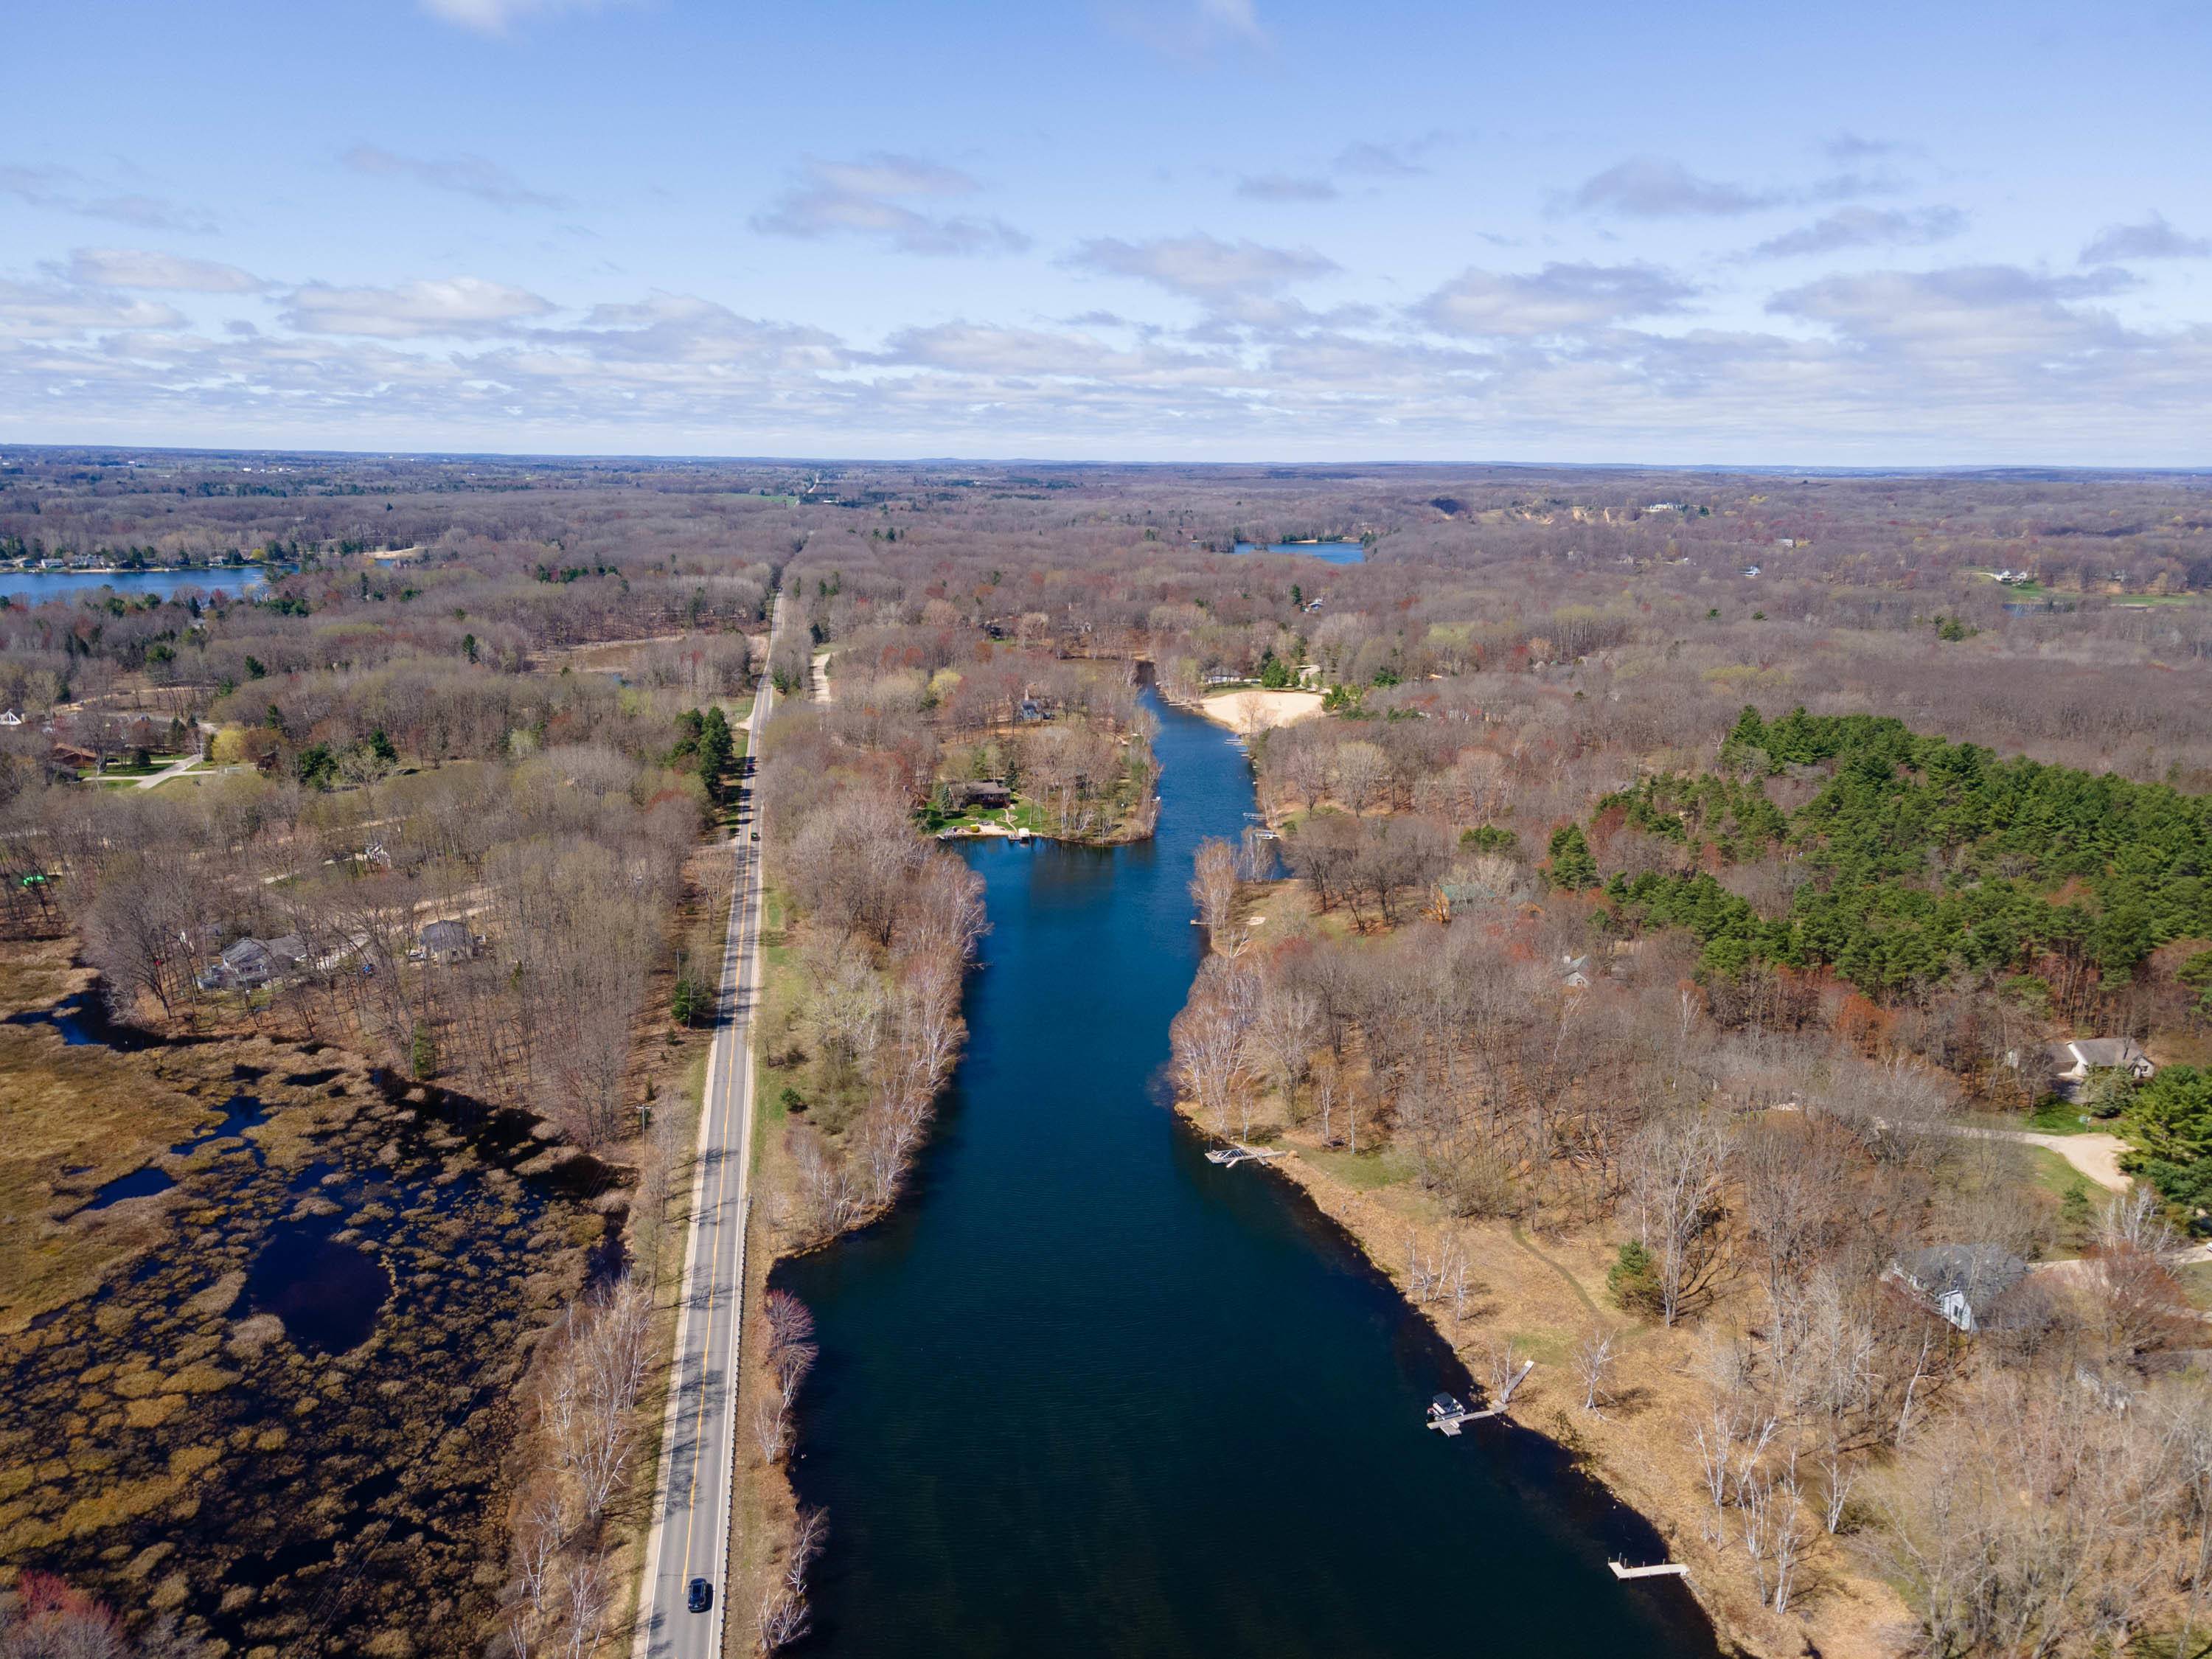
[{"left": 776, "top": 691, "right": 1714, "bottom": 1658}]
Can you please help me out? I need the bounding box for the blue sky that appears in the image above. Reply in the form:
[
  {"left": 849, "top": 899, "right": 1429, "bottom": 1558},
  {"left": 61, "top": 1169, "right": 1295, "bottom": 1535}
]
[{"left": 4, "top": 0, "right": 2208, "bottom": 462}]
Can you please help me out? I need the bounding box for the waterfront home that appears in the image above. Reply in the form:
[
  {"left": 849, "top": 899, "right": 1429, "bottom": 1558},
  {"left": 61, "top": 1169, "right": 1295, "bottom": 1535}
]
[{"left": 948, "top": 779, "right": 1013, "bottom": 810}]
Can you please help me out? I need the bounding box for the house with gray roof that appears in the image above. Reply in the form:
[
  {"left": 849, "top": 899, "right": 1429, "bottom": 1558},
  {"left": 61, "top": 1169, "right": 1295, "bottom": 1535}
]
[
  {"left": 2047, "top": 1037, "right": 2154, "bottom": 1099},
  {"left": 196, "top": 933, "right": 307, "bottom": 992},
  {"left": 1890, "top": 1245, "right": 2029, "bottom": 1334},
  {"left": 417, "top": 919, "right": 476, "bottom": 964}
]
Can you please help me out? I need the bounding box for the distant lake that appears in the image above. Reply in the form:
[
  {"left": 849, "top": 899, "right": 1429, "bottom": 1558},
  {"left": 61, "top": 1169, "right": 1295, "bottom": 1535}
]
[
  {"left": 1232, "top": 540, "right": 1366, "bottom": 565},
  {"left": 1, "top": 568, "right": 268, "bottom": 605}
]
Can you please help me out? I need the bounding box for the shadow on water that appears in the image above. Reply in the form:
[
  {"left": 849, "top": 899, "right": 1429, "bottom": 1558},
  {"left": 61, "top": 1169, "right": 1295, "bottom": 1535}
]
[
  {"left": 776, "top": 689, "right": 1717, "bottom": 1659},
  {"left": 5, "top": 991, "right": 156, "bottom": 1049}
]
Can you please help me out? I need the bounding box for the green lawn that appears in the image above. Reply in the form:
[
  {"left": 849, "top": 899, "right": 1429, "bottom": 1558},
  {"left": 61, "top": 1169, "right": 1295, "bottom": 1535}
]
[
  {"left": 923, "top": 795, "right": 1051, "bottom": 835},
  {"left": 77, "top": 752, "right": 188, "bottom": 780},
  {"left": 1302, "top": 1144, "right": 1418, "bottom": 1190},
  {"left": 2024, "top": 1146, "right": 2091, "bottom": 1202},
  {"left": 2025, "top": 1097, "right": 2100, "bottom": 1135}
]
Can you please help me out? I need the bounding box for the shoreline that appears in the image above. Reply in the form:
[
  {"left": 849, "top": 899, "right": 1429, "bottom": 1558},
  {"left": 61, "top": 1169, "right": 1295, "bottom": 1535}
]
[{"left": 1166, "top": 1096, "right": 1907, "bottom": 1659}]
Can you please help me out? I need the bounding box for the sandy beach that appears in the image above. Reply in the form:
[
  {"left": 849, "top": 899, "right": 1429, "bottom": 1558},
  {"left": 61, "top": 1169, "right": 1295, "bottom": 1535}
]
[{"left": 1197, "top": 688, "right": 1324, "bottom": 731}]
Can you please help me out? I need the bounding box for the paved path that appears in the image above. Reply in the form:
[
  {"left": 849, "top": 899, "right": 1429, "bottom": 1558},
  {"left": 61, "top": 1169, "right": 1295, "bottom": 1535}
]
[
  {"left": 633, "top": 597, "right": 782, "bottom": 1659},
  {"left": 133, "top": 753, "right": 202, "bottom": 788}
]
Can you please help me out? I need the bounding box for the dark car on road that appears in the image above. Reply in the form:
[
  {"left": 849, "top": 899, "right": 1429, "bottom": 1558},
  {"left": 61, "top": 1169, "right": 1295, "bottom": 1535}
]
[{"left": 688, "top": 1577, "right": 714, "bottom": 1614}]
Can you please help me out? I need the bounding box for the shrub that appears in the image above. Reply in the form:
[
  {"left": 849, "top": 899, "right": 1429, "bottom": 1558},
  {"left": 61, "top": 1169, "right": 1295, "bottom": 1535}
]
[{"left": 1607, "top": 1241, "right": 1663, "bottom": 1315}]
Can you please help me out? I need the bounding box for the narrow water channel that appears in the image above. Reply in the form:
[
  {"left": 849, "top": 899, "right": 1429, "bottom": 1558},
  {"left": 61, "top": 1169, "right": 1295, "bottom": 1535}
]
[{"left": 776, "top": 691, "right": 1717, "bottom": 1658}]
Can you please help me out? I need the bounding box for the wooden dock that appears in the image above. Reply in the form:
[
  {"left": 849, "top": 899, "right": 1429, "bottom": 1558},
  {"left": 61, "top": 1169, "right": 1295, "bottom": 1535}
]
[
  {"left": 1426, "top": 1361, "right": 1535, "bottom": 1434},
  {"left": 1206, "top": 1144, "right": 1288, "bottom": 1168},
  {"left": 1607, "top": 1560, "right": 1688, "bottom": 1581}
]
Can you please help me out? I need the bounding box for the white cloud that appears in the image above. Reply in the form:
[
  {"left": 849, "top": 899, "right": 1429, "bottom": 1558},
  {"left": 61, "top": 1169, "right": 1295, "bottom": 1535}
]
[
  {"left": 417, "top": 0, "right": 613, "bottom": 34},
  {"left": 1, "top": 164, "right": 216, "bottom": 234},
  {"left": 1570, "top": 157, "right": 1784, "bottom": 218},
  {"left": 1824, "top": 132, "right": 1921, "bottom": 164},
  {"left": 1068, "top": 234, "right": 1336, "bottom": 299},
  {"left": 0, "top": 281, "right": 186, "bottom": 341},
  {"left": 1103, "top": 0, "right": 1269, "bottom": 60},
  {"left": 1416, "top": 263, "right": 1696, "bottom": 336},
  {"left": 753, "top": 154, "right": 1028, "bottom": 257},
  {"left": 540, "top": 294, "right": 843, "bottom": 369},
  {"left": 1237, "top": 173, "right": 1338, "bottom": 203},
  {"left": 1746, "top": 206, "right": 1967, "bottom": 260},
  {"left": 341, "top": 144, "right": 569, "bottom": 210},
  {"left": 282, "top": 277, "right": 554, "bottom": 338},
  {"left": 2080, "top": 213, "right": 2212, "bottom": 264},
  {"left": 1197, "top": 0, "right": 1265, "bottom": 45},
  {"left": 1767, "top": 265, "right": 2136, "bottom": 361},
  {"left": 67, "top": 248, "right": 268, "bottom": 293},
  {"left": 1331, "top": 134, "right": 1455, "bottom": 178}
]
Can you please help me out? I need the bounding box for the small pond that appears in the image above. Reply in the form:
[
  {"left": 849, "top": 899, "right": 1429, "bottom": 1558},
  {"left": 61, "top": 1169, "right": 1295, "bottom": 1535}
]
[{"left": 243, "top": 1217, "right": 395, "bottom": 1355}]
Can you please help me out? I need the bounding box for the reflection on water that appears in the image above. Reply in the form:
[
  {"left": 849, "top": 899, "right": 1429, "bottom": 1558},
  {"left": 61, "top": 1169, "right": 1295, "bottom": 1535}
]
[
  {"left": 0, "top": 568, "right": 268, "bottom": 603},
  {"left": 245, "top": 1218, "right": 394, "bottom": 1354},
  {"left": 777, "top": 691, "right": 1713, "bottom": 1659}
]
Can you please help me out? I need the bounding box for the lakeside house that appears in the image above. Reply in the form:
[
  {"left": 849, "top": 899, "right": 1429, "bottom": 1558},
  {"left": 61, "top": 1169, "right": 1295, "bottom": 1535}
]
[
  {"left": 1888, "top": 1245, "right": 2029, "bottom": 1334},
  {"left": 947, "top": 779, "right": 1013, "bottom": 810}
]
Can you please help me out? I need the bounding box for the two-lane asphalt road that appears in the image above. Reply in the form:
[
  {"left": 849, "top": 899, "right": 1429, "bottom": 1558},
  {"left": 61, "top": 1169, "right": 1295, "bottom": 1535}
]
[{"left": 634, "top": 600, "right": 782, "bottom": 1659}]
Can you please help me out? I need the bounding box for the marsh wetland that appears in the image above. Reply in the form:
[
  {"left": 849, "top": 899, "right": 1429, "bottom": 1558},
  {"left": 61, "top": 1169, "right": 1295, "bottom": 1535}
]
[{"left": 0, "top": 947, "right": 625, "bottom": 1658}]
